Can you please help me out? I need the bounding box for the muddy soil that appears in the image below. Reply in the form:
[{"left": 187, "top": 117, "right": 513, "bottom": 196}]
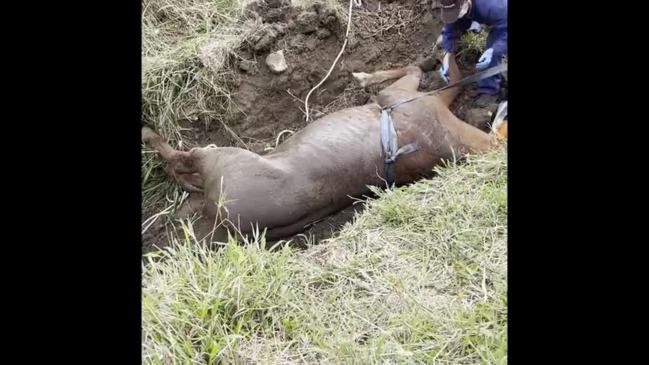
[{"left": 143, "top": 0, "right": 505, "bottom": 251}]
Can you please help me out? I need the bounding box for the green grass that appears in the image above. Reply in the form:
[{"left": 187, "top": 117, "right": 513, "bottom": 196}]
[
  {"left": 456, "top": 31, "right": 486, "bottom": 67},
  {"left": 143, "top": 146, "right": 508, "bottom": 364}
]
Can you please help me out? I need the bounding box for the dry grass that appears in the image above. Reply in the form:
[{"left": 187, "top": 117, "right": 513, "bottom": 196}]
[
  {"left": 142, "top": 146, "right": 508, "bottom": 364},
  {"left": 142, "top": 0, "right": 262, "bottom": 222},
  {"left": 142, "top": 0, "right": 258, "bottom": 140},
  {"left": 456, "top": 29, "right": 488, "bottom": 65},
  {"left": 351, "top": 3, "right": 420, "bottom": 40}
]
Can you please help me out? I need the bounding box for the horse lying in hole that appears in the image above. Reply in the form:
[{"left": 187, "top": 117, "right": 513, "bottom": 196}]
[{"left": 142, "top": 58, "right": 507, "bottom": 242}]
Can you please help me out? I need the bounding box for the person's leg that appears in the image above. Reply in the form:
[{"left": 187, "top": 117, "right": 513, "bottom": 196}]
[{"left": 476, "top": 63, "right": 501, "bottom": 96}]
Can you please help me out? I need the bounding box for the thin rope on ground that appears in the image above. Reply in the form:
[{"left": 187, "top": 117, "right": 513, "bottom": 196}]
[{"left": 303, "top": 0, "right": 354, "bottom": 122}]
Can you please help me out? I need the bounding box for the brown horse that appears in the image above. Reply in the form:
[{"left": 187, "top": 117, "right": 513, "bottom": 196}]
[{"left": 142, "top": 57, "right": 507, "bottom": 242}]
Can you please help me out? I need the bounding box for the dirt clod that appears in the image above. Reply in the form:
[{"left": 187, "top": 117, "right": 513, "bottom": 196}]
[
  {"left": 252, "top": 27, "right": 279, "bottom": 52},
  {"left": 296, "top": 11, "right": 319, "bottom": 34}
]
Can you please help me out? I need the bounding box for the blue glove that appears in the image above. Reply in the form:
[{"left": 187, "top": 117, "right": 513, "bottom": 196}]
[
  {"left": 476, "top": 48, "right": 494, "bottom": 71},
  {"left": 468, "top": 21, "right": 482, "bottom": 33},
  {"left": 439, "top": 61, "right": 449, "bottom": 83}
]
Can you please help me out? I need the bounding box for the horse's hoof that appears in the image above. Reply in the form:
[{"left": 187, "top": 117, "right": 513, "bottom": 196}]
[
  {"left": 352, "top": 72, "right": 371, "bottom": 88},
  {"left": 142, "top": 126, "right": 158, "bottom": 143}
]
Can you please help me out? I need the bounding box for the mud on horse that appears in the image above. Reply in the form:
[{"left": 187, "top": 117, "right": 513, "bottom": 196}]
[{"left": 142, "top": 56, "right": 507, "bottom": 242}]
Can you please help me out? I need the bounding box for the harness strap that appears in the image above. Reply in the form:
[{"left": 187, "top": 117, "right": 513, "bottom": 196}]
[
  {"left": 381, "top": 108, "right": 421, "bottom": 187},
  {"left": 386, "top": 62, "right": 508, "bottom": 110},
  {"left": 378, "top": 63, "right": 508, "bottom": 188}
]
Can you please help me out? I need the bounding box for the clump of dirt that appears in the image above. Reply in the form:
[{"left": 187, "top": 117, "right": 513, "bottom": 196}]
[{"left": 144, "top": 0, "right": 506, "bottom": 251}]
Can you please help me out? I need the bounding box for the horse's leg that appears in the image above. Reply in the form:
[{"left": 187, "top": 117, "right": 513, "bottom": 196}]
[
  {"left": 352, "top": 65, "right": 425, "bottom": 110},
  {"left": 142, "top": 127, "right": 204, "bottom": 192},
  {"left": 142, "top": 127, "right": 179, "bottom": 161},
  {"left": 353, "top": 54, "right": 464, "bottom": 107},
  {"left": 436, "top": 54, "right": 463, "bottom": 107},
  {"left": 352, "top": 65, "right": 422, "bottom": 92}
]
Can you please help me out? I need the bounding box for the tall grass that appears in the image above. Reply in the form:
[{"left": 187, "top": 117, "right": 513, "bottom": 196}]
[{"left": 142, "top": 0, "right": 258, "bottom": 142}]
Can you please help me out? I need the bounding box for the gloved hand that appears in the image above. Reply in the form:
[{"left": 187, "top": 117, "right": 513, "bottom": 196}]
[
  {"left": 468, "top": 21, "right": 482, "bottom": 33},
  {"left": 476, "top": 48, "right": 494, "bottom": 71},
  {"left": 439, "top": 53, "right": 450, "bottom": 83}
]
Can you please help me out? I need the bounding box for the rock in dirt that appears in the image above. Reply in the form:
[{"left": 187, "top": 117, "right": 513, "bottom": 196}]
[
  {"left": 297, "top": 11, "right": 319, "bottom": 34},
  {"left": 266, "top": 50, "right": 288, "bottom": 73}
]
